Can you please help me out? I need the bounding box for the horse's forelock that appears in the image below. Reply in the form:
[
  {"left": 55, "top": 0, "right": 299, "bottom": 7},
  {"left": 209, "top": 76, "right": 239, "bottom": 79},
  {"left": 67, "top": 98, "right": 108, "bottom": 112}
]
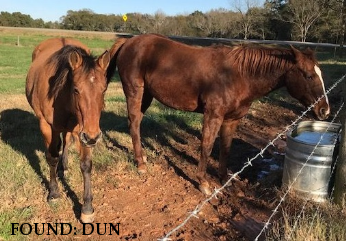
[{"left": 47, "top": 46, "right": 95, "bottom": 99}]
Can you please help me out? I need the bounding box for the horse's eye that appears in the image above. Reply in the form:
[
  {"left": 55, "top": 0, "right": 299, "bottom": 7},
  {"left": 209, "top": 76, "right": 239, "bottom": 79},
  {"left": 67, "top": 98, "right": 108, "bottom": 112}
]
[
  {"left": 307, "top": 75, "right": 313, "bottom": 80},
  {"left": 74, "top": 88, "right": 80, "bottom": 95}
]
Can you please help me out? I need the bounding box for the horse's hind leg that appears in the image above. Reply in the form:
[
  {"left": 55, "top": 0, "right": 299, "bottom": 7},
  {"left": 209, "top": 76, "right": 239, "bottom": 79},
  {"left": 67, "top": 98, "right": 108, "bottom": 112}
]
[
  {"left": 39, "top": 119, "right": 61, "bottom": 200},
  {"left": 139, "top": 89, "right": 153, "bottom": 163},
  {"left": 219, "top": 119, "right": 240, "bottom": 183},
  {"left": 126, "top": 85, "right": 147, "bottom": 173},
  {"left": 197, "top": 108, "right": 224, "bottom": 195}
]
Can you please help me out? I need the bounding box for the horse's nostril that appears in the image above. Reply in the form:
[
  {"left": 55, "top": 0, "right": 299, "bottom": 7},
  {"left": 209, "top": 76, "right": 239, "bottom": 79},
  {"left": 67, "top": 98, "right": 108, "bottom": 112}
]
[
  {"left": 79, "top": 132, "right": 102, "bottom": 146},
  {"left": 80, "top": 132, "right": 89, "bottom": 144},
  {"left": 320, "top": 108, "right": 325, "bottom": 115},
  {"left": 319, "top": 107, "right": 330, "bottom": 120}
]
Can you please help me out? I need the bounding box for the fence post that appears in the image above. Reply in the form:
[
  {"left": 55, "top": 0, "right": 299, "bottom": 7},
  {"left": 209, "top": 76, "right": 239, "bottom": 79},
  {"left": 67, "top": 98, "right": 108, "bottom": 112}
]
[{"left": 334, "top": 81, "right": 346, "bottom": 206}]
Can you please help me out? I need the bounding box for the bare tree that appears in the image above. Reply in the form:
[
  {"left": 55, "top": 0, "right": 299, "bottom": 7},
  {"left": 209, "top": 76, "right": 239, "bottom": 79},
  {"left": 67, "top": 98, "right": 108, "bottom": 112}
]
[
  {"left": 207, "top": 9, "right": 232, "bottom": 37},
  {"left": 231, "top": 0, "right": 262, "bottom": 39},
  {"left": 284, "top": 0, "right": 327, "bottom": 42},
  {"left": 151, "top": 10, "right": 167, "bottom": 33},
  {"left": 189, "top": 11, "right": 214, "bottom": 37}
]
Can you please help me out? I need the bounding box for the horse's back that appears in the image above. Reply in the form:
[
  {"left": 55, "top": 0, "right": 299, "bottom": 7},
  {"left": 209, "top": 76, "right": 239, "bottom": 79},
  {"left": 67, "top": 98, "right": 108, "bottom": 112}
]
[
  {"left": 32, "top": 38, "right": 90, "bottom": 62},
  {"left": 117, "top": 34, "right": 229, "bottom": 112}
]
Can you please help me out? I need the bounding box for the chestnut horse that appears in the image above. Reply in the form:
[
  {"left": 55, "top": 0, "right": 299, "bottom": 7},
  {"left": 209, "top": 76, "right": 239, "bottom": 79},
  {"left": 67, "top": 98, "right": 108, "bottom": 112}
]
[
  {"left": 108, "top": 34, "right": 330, "bottom": 195},
  {"left": 26, "top": 38, "right": 110, "bottom": 223}
]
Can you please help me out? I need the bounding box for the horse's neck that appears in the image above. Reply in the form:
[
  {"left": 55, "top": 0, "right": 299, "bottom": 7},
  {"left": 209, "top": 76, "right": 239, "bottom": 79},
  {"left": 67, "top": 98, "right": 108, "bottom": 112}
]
[
  {"left": 247, "top": 72, "right": 286, "bottom": 101},
  {"left": 231, "top": 47, "right": 293, "bottom": 99}
]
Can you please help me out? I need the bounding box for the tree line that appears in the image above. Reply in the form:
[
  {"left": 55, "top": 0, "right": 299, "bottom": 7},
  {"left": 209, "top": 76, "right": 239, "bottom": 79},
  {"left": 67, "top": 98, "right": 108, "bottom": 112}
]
[{"left": 0, "top": 0, "right": 345, "bottom": 44}]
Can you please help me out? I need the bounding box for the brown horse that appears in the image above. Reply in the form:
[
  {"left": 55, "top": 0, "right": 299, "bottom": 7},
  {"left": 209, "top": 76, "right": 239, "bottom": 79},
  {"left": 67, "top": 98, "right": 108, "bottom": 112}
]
[
  {"left": 26, "top": 38, "right": 110, "bottom": 223},
  {"left": 108, "top": 34, "right": 330, "bottom": 195}
]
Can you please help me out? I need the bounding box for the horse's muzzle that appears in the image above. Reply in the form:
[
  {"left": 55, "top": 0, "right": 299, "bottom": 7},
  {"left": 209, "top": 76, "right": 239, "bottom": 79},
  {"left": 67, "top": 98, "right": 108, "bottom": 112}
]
[
  {"left": 79, "top": 131, "right": 102, "bottom": 147},
  {"left": 318, "top": 107, "right": 330, "bottom": 120}
]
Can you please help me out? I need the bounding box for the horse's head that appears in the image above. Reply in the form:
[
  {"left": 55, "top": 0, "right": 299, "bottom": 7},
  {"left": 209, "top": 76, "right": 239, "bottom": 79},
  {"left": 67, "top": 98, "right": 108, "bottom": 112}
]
[
  {"left": 69, "top": 49, "right": 110, "bottom": 147},
  {"left": 285, "top": 46, "right": 330, "bottom": 120}
]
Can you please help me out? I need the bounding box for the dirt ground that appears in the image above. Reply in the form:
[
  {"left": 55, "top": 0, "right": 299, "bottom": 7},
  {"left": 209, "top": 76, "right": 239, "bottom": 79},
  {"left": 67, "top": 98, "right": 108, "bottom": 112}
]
[
  {"left": 29, "top": 91, "right": 342, "bottom": 241},
  {"left": 80, "top": 93, "right": 335, "bottom": 241}
]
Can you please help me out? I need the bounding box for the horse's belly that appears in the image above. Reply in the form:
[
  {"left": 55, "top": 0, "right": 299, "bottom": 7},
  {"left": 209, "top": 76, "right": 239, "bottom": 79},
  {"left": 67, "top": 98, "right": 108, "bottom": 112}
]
[{"left": 154, "top": 93, "right": 199, "bottom": 112}]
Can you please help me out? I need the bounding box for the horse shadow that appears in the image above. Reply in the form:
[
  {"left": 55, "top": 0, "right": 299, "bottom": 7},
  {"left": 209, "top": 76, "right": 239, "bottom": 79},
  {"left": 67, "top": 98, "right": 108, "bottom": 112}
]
[
  {"left": 0, "top": 108, "right": 82, "bottom": 219},
  {"left": 100, "top": 109, "right": 262, "bottom": 189},
  {"left": 101, "top": 110, "right": 203, "bottom": 188}
]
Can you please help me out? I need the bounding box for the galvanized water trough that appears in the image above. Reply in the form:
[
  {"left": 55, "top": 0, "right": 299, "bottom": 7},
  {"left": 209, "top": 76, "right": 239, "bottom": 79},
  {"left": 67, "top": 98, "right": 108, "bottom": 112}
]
[{"left": 282, "top": 120, "right": 341, "bottom": 202}]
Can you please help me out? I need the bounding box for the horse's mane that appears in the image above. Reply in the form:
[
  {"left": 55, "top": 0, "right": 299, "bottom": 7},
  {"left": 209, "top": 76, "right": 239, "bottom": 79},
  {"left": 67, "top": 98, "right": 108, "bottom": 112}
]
[
  {"left": 47, "top": 45, "right": 95, "bottom": 99},
  {"left": 228, "top": 45, "right": 296, "bottom": 77}
]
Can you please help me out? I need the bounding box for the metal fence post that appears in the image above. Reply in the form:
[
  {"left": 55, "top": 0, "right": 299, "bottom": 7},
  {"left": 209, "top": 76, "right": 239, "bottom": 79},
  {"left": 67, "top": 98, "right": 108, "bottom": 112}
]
[{"left": 334, "top": 81, "right": 346, "bottom": 206}]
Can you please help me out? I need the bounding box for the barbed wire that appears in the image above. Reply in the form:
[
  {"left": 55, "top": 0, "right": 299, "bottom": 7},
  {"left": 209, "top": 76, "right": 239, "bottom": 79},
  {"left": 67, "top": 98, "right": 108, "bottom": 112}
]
[
  {"left": 286, "top": 110, "right": 342, "bottom": 240},
  {"left": 158, "top": 74, "right": 346, "bottom": 241},
  {"left": 256, "top": 101, "right": 344, "bottom": 241}
]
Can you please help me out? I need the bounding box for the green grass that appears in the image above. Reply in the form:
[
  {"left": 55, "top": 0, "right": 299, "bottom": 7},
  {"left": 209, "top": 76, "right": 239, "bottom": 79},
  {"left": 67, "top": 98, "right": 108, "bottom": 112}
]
[
  {"left": 0, "top": 45, "right": 32, "bottom": 94},
  {"left": 0, "top": 33, "right": 114, "bottom": 95},
  {"left": 0, "top": 30, "right": 121, "bottom": 240},
  {"left": 1, "top": 28, "right": 346, "bottom": 240},
  {"left": 0, "top": 207, "right": 35, "bottom": 240}
]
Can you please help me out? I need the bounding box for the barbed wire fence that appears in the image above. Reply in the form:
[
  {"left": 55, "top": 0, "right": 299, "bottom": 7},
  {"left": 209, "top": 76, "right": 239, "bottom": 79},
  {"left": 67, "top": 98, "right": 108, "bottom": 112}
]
[
  {"left": 283, "top": 99, "right": 345, "bottom": 240},
  {"left": 255, "top": 101, "right": 344, "bottom": 241},
  {"left": 158, "top": 74, "right": 346, "bottom": 241},
  {"left": 283, "top": 110, "right": 343, "bottom": 241}
]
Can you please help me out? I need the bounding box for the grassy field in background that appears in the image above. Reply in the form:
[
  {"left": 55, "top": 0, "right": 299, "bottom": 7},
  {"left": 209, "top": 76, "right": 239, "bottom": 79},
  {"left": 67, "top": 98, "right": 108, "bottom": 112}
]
[{"left": 1, "top": 27, "right": 346, "bottom": 240}]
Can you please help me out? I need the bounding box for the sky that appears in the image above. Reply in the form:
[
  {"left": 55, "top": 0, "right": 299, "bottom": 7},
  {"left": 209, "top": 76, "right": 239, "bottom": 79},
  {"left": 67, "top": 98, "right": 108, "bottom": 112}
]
[{"left": 1, "top": 0, "right": 265, "bottom": 22}]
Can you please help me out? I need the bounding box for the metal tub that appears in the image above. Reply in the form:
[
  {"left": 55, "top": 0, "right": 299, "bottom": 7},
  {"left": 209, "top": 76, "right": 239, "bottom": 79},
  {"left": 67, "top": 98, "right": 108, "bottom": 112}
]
[{"left": 282, "top": 121, "right": 341, "bottom": 202}]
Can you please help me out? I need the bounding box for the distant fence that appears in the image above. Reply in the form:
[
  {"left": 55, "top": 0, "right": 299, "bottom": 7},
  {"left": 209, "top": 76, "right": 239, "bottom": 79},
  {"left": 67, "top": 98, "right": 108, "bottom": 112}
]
[
  {"left": 116, "top": 33, "right": 343, "bottom": 57},
  {"left": 116, "top": 33, "right": 340, "bottom": 47}
]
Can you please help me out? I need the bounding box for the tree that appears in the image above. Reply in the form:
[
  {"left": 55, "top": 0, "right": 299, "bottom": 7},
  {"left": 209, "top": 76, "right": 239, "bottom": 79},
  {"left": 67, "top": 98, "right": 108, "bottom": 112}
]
[
  {"left": 151, "top": 10, "right": 167, "bottom": 34},
  {"left": 276, "top": 0, "right": 328, "bottom": 42},
  {"left": 188, "top": 11, "right": 213, "bottom": 37},
  {"left": 264, "top": 0, "right": 293, "bottom": 40},
  {"left": 0, "top": 11, "right": 35, "bottom": 27},
  {"left": 309, "top": 0, "right": 343, "bottom": 44},
  {"left": 231, "top": 0, "right": 263, "bottom": 39}
]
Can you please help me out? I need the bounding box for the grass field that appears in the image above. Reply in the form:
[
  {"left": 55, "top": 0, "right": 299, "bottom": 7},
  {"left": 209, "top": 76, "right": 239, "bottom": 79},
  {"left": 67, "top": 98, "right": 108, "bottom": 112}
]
[
  {"left": 0, "top": 27, "right": 205, "bottom": 240},
  {"left": 0, "top": 28, "right": 118, "bottom": 240},
  {"left": 1, "top": 27, "right": 346, "bottom": 240}
]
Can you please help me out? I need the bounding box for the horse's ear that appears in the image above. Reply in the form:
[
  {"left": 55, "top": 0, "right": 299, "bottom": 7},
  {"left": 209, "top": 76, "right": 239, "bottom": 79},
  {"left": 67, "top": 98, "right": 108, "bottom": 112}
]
[
  {"left": 290, "top": 45, "right": 303, "bottom": 62},
  {"left": 69, "top": 51, "right": 83, "bottom": 70},
  {"left": 97, "top": 50, "right": 110, "bottom": 71},
  {"left": 303, "top": 47, "right": 315, "bottom": 59}
]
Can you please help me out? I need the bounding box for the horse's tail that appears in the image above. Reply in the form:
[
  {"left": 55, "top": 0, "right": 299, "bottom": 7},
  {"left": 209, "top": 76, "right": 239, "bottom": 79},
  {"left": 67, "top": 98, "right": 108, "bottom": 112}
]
[{"left": 107, "top": 38, "right": 128, "bottom": 83}]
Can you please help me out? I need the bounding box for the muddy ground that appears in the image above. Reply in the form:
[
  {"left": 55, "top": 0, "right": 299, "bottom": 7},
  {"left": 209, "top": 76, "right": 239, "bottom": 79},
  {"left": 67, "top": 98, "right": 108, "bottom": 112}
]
[
  {"left": 26, "top": 91, "right": 342, "bottom": 241},
  {"left": 86, "top": 93, "right": 339, "bottom": 241}
]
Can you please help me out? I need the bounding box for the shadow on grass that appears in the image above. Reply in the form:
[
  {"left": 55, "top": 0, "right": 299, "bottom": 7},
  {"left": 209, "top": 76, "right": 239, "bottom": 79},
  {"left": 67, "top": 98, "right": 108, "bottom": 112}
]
[
  {"left": 0, "top": 108, "right": 82, "bottom": 220},
  {"left": 100, "top": 108, "right": 261, "bottom": 188}
]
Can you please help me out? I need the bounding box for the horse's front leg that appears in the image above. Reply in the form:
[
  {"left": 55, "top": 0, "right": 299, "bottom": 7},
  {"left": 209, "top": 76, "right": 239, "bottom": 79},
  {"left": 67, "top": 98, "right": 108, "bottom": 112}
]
[
  {"left": 219, "top": 119, "right": 240, "bottom": 184},
  {"left": 61, "top": 131, "right": 80, "bottom": 175},
  {"left": 79, "top": 146, "right": 94, "bottom": 223},
  {"left": 40, "top": 119, "right": 61, "bottom": 200},
  {"left": 197, "top": 110, "right": 224, "bottom": 195}
]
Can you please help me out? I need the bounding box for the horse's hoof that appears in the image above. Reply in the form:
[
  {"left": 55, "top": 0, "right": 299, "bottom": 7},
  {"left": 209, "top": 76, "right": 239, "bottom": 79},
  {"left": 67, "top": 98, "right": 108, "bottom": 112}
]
[
  {"left": 48, "top": 192, "right": 61, "bottom": 201},
  {"left": 81, "top": 212, "right": 95, "bottom": 223},
  {"left": 199, "top": 183, "right": 212, "bottom": 196},
  {"left": 137, "top": 164, "right": 147, "bottom": 174}
]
